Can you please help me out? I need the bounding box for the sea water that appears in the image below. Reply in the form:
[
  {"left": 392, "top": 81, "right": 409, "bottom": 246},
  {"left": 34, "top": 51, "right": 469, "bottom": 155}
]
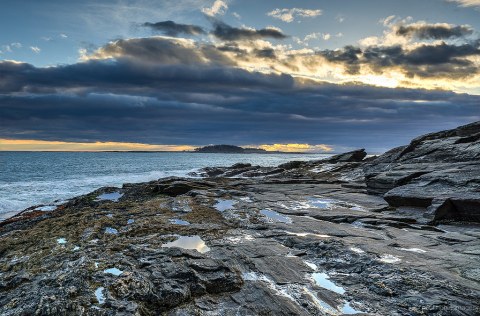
[{"left": 0, "top": 151, "right": 326, "bottom": 219}]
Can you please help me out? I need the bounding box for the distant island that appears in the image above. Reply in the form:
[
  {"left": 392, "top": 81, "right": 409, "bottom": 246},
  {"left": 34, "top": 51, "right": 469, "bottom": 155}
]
[
  {"left": 194, "top": 145, "right": 281, "bottom": 154},
  {"left": 194, "top": 145, "right": 267, "bottom": 153}
]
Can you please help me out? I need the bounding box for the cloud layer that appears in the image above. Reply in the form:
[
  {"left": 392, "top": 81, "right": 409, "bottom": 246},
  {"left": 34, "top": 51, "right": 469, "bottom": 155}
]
[
  {"left": 395, "top": 23, "right": 473, "bottom": 39},
  {"left": 211, "top": 21, "right": 287, "bottom": 41},
  {"left": 143, "top": 21, "right": 206, "bottom": 36},
  {"left": 1, "top": 19, "right": 479, "bottom": 152},
  {"left": 267, "top": 8, "right": 322, "bottom": 23}
]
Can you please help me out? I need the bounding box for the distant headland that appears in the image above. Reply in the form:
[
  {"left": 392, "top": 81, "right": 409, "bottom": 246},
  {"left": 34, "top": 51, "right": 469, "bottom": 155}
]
[{"left": 192, "top": 145, "right": 302, "bottom": 154}]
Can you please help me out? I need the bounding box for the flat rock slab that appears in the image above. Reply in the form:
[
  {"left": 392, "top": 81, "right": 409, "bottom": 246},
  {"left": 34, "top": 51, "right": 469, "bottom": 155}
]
[{"left": 437, "top": 232, "right": 477, "bottom": 243}]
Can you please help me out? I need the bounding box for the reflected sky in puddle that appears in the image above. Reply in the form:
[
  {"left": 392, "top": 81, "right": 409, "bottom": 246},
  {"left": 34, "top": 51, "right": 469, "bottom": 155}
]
[
  {"left": 214, "top": 199, "right": 237, "bottom": 212},
  {"left": 378, "top": 254, "right": 401, "bottom": 263},
  {"left": 171, "top": 199, "right": 192, "bottom": 213},
  {"left": 243, "top": 272, "right": 296, "bottom": 303},
  {"left": 96, "top": 192, "right": 123, "bottom": 202},
  {"left": 35, "top": 205, "right": 57, "bottom": 211},
  {"left": 400, "top": 248, "right": 426, "bottom": 253},
  {"left": 286, "top": 231, "right": 330, "bottom": 238},
  {"left": 162, "top": 235, "right": 210, "bottom": 253},
  {"left": 95, "top": 287, "right": 106, "bottom": 304},
  {"left": 105, "top": 227, "right": 118, "bottom": 235},
  {"left": 104, "top": 267, "right": 123, "bottom": 276},
  {"left": 127, "top": 219, "right": 135, "bottom": 225},
  {"left": 350, "top": 247, "right": 365, "bottom": 254},
  {"left": 351, "top": 221, "right": 366, "bottom": 228},
  {"left": 312, "top": 272, "right": 346, "bottom": 294},
  {"left": 279, "top": 196, "right": 365, "bottom": 212},
  {"left": 308, "top": 197, "right": 335, "bottom": 209},
  {"left": 302, "top": 287, "right": 338, "bottom": 314},
  {"left": 245, "top": 270, "right": 363, "bottom": 315},
  {"left": 169, "top": 218, "right": 191, "bottom": 225},
  {"left": 341, "top": 302, "right": 363, "bottom": 314},
  {"left": 57, "top": 238, "right": 67, "bottom": 244},
  {"left": 261, "top": 209, "right": 292, "bottom": 224},
  {"left": 225, "top": 234, "right": 254, "bottom": 244}
]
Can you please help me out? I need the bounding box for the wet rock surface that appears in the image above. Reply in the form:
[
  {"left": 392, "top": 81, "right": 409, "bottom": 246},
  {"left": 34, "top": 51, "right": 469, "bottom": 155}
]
[
  {"left": 364, "top": 121, "right": 480, "bottom": 222},
  {"left": 1, "top": 122, "right": 480, "bottom": 315}
]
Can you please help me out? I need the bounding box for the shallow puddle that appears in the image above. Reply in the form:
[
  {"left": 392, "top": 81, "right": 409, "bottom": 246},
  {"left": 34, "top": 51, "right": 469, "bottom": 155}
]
[
  {"left": 261, "top": 209, "right": 292, "bottom": 224},
  {"left": 104, "top": 267, "right": 123, "bottom": 276},
  {"left": 162, "top": 235, "right": 210, "bottom": 253},
  {"left": 169, "top": 218, "right": 191, "bottom": 226},
  {"left": 286, "top": 231, "right": 330, "bottom": 238},
  {"left": 35, "top": 205, "right": 57, "bottom": 211},
  {"left": 308, "top": 197, "right": 336, "bottom": 209},
  {"left": 127, "top": 219, "right": 135, "bottom": 225},
  {"left": 225, "top": 234, "right": 254, "bottom": 244},
  {"left": 57, "top": 238, "right": 67, "bottom": 244},
  {"left": 400, "top": 248, "right": 426, "bottom": 253},
  {"left": 171, "top": 199, "right": 192, "bottom": 212},
  {"left": 95, "top": 287, "right": 106, "bottom": 304},
  {"left": 214, "top": 199, "right": 237, "bottom": 212},
  {"left": 302, "top": 287, "right": 338, "bottom": 314},
  {"left": 350, "top": 247, "right": 365, "bottom": 254},
  {"left": 341, "top": 301, "right": 363, "bottom": 314},
  {"left": 312, "top": 272, "right": 346, "bottom": 294},
  {"left": 105, "top": 227, "right": 118, "bottom": 235},
  {"left": 378, "top": 254, "right": 401, "bottom": 263},
  {"left": 96, "top": 192, "right": 123, "bottom": 202},
  {"left": 245, "top": 270, "right": 358, "bottom": 315}
]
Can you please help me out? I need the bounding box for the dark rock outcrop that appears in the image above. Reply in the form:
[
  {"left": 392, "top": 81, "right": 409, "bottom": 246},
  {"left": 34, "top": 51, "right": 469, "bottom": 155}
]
[
  {"left": 364, "top": 121, "right": 480, "bottom": 222},
  {"left": 325, "top": 148, "right": 367, "bottom": 163}
]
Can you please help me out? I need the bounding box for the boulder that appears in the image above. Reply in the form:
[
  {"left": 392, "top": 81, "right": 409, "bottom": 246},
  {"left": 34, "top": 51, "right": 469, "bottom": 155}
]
[
  {"left": 326, "top": 149, "right": 367, "bottom": 163},
  {"left": 278, "top": 161, "right": 305, "bottom": 170}
]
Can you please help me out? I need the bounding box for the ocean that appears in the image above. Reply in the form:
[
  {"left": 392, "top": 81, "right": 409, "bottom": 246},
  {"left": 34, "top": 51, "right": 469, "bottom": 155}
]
[{"left": 0, "top": 151, "right": 327, "bottom": 220}]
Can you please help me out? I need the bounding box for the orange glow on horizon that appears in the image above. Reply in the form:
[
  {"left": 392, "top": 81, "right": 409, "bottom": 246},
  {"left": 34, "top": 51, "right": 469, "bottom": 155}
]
[
  {"left": 0, "top": 139, "right": 196, "bottom": 152},
  {"left": 0, "top": 139, "right": 334, "bottom": 153},
  {"left": 258, "top": 143, "right": 333, "bottom": 152}
]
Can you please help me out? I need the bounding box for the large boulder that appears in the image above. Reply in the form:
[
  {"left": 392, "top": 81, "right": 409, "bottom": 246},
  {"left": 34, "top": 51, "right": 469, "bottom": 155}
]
[{"left": 326, "top": 149, "right": 367, "bottom": 163}]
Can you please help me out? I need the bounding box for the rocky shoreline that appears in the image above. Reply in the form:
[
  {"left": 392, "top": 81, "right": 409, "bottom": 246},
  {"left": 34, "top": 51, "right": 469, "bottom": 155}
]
[{"left": 1, "top": 122, "right": 479, "bottom": 315}]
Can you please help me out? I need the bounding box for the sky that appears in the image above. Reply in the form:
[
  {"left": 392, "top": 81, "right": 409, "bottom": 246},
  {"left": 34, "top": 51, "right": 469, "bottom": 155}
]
[{"left": 0, "top": 0, "right": 479, "bottom": 153}]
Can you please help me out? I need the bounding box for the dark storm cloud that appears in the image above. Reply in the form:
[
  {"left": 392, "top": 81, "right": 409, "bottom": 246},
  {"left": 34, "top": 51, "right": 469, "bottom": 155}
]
[
  {"left": 142, "top": 21, "right": 205, "bottom": 36},
  {"left": 396, "top": 24, "right": 473, "bottom": 40},
  {"left": 320, "top": 41, "right": 480, "bottom": 78},
  {"left": 0, "top": 57, "right": 478, "bottom": 151},
  {"left": 320, "top": 45, "right": 362, "bottom": 74},
  {"left": 0, "top": 59, "right": 294, "bottom": 96},
  {"left": 0, "top": 30, "right": 479, "bottom": 152},
  {"left": 90, "top": 37, "right": 227, "bottom": 65},
  {"left": 211, "top": 21, "right": 287, "bottom": 41}
]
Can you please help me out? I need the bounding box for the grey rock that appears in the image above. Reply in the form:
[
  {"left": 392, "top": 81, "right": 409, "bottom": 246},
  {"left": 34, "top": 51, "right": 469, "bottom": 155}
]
[
  {"left": 364, "top": 122, "right": 480, "bottom": 223},
  {"left": 325, "top": 149, "right": 367, "bottom": 163}
]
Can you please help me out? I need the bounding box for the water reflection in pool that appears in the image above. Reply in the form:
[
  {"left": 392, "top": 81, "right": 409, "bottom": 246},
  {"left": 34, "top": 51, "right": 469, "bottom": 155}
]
[{"left": 162, "top": 235, "right": 210, "bottom": 253}]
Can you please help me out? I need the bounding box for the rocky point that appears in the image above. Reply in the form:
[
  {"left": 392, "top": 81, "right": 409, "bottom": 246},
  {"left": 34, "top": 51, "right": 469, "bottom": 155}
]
[{"left": 1, "top": 122, "right": 479, "bottom": 315}]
